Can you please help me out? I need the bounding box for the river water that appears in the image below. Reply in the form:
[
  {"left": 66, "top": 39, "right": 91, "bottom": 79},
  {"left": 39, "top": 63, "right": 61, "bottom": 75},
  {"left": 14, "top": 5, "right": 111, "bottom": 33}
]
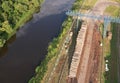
[{"left": 0, "top": 0, "right": 75, "bottom": 83}]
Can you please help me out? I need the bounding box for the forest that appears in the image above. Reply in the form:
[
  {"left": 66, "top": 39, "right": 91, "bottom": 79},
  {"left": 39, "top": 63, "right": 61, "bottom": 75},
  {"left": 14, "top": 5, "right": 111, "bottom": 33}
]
[{"left": 0, "top": 0, "right": 43, "bottom": 47}]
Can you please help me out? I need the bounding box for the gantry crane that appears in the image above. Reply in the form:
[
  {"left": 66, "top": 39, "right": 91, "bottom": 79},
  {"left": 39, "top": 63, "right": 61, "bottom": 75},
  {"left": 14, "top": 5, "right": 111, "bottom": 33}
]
[{"left": 66, "top": 10, "right": 120, "bottom": 38}]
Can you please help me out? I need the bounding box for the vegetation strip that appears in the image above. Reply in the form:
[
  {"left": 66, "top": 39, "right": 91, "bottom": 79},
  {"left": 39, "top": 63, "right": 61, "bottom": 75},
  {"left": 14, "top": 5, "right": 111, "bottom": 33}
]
[
  {"left": 29, "top": 0, "right": 85, "bottom": 82},
  {"left": 104, "top": 5, "right": 120, "bottom": 83}
]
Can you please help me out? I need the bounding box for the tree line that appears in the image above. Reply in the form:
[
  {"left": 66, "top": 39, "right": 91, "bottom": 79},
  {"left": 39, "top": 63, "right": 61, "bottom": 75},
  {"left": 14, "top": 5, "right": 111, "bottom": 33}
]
[{"left": 0, "top": 0, "right": 43, "bottom": 47}]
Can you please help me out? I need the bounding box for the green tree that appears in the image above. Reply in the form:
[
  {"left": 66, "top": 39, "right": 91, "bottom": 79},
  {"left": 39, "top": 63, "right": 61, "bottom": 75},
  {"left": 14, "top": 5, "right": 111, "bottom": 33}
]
[
  {"left": 0, "top": 21, "right": 13, "bottom": 34},
  {"left": 32, "top": 0, "right": 39, "bottom": 7},
  {"left": 2, "top": 1, "right": 11, "bottom": 13}
]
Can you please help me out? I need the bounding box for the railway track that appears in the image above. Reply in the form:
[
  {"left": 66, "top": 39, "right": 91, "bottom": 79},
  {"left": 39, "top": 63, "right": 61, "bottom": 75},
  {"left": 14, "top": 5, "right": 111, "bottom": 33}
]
[{"left": 57, "top": 0, "right": 91, "bottom": 82}]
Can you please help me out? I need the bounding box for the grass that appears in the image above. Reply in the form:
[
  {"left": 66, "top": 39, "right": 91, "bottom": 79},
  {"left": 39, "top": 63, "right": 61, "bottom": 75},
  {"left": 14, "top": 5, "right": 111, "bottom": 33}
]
[
  {"left": 80, "top": 0, "right": 97, "bottom": 11},
  {"left": 103, "top": 5, "right": 120, "bottom": 83},
  {"left": 83, "top": 0, "right": 97, "bottom": 8},
  {"left": 72, "top": 0, "right": 97, "bottom": 12},
  {"left": 41, "top": 56, "right": 57, "bottom": 83},
  {"left": 105, "top": 5, "right": 120, "bottom": 16},
  {"left": 103, "top": 38, "right": 111, "bottom": 57},
  {"left": 110, "top": 0, "right": 120, "bottom": 3},
  {"left": 104, "top": 23, "right": 119, "bottom": 83},
  {"left": 41, "top": 36, "right": 68, "bottom": 83}
]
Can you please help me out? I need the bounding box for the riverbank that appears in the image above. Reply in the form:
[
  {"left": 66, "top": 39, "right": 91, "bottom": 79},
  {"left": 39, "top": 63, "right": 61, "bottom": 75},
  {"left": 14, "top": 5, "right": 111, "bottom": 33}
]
[
  {"left": 0, "top": 0, "right": 44, "bottom": 47},
  {"left": 28, "top": 16, "right": 73, "bottom": 83},
  {"left": 0, "top": 0, "right": 77, "bottom": 83},
  {"left": 28, "top": 0, "right": 84, "bottom": 82}
]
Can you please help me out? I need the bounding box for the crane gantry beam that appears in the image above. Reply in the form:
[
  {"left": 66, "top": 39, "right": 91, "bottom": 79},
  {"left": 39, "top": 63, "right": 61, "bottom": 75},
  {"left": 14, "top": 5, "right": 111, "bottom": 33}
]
[{"left": 66, "top": 10, "right": 120, "bottom": 37}]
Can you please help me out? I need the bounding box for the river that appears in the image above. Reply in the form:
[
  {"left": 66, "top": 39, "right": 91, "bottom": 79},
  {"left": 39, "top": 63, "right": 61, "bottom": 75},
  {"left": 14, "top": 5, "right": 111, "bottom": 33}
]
[{"left": 0, "top": 0, "right": 75, "bottom": 83}]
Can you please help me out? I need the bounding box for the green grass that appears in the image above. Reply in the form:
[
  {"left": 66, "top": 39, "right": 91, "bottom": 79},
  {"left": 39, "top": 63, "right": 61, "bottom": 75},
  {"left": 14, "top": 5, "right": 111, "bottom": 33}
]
[
  {"left": 81, "top": 0, "right": 97, "bottom": 11},
  {"left": 72, "top": 0, "right": 97, "bottom": 12},
  {"left": 110, "top": 0, "right": 120, "bottom": 3},
  {"left": 104, "top": 23, "right": 119, "bottom": 83},
  {"left": 103, "top": 5, "right": 120, "bottom": 83},
  {"left": 83, "top": 0, "right": 97, "bottom": 8},
  {"left": 105, "top": 5, "right": 120, "bottom": 16}
]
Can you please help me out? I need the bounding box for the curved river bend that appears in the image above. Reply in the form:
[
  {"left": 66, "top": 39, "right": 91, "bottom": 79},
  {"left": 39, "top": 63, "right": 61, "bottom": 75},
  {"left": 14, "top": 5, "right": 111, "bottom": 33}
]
[{"left": 0, "top": 0, "right": 75, "bottom": 83}]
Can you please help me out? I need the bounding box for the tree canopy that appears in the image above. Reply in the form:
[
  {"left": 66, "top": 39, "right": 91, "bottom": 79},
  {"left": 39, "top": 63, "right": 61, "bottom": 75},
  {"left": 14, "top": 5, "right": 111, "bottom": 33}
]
[{"left": 0, "top": 0, "right": 43, "bottom": 47}]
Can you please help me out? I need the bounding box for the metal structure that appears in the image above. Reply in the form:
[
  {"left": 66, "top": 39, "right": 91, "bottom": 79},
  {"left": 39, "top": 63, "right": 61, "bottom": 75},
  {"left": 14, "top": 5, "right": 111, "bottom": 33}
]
[{"left": 66, "top": 10, "right": 120, "bottom": 37}]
